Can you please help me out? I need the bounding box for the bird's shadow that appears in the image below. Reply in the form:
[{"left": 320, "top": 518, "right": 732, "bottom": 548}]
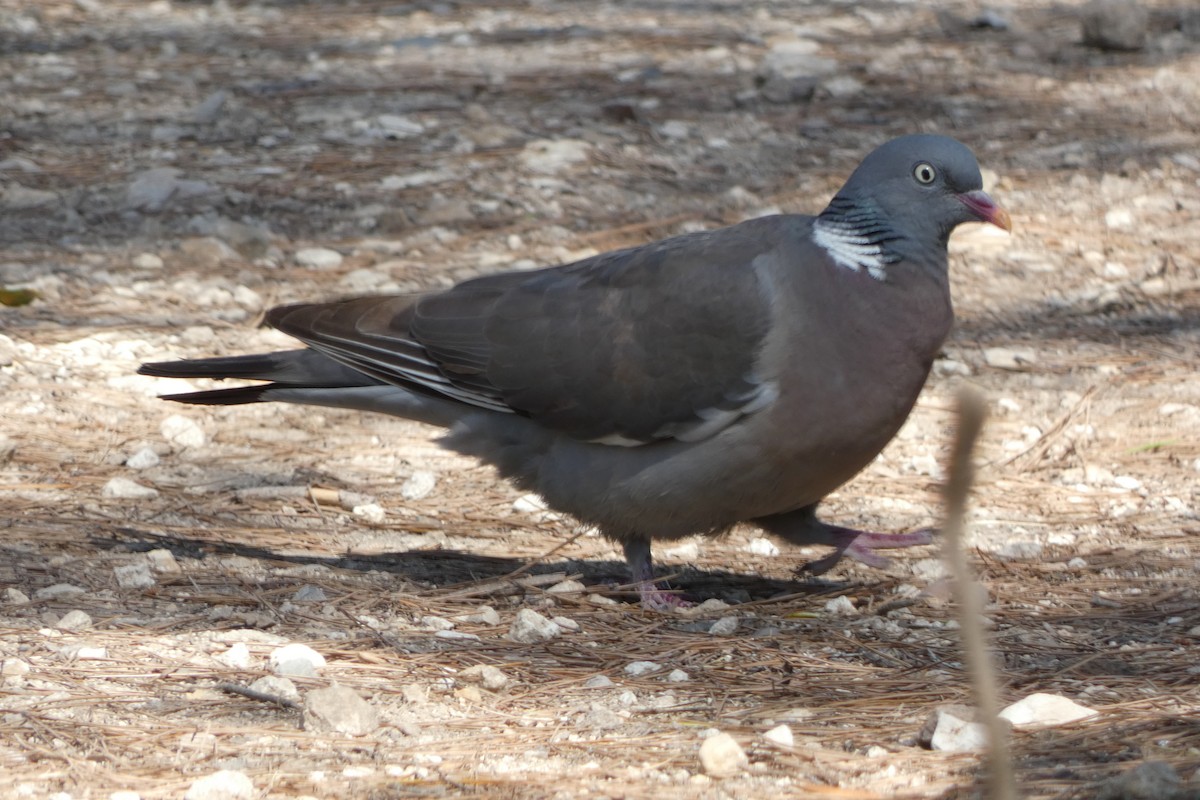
[{"left": 93, "top": 525, "right": 848, "bottom": 607}]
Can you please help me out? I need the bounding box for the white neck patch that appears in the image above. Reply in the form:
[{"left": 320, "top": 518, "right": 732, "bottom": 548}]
[{"left": 812, "top": 218, "right": 889, "bottom": 281}]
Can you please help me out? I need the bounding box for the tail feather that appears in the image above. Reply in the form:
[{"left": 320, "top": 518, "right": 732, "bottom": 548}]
[
  {"left": 158, "top": 385, "right": 274, "bottom": 405},
  {"left": 138, "top": 349, "right": 379, "bottom": 388}
]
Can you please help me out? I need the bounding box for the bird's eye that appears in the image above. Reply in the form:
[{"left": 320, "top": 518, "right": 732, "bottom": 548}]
[{"left": 913, "top": 162, "right": 937, "bottom": 185}]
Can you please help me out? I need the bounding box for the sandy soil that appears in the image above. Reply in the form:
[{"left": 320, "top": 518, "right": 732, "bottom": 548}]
[{"left": 1, "top": 1, "right": 1199, "bottom": 798}]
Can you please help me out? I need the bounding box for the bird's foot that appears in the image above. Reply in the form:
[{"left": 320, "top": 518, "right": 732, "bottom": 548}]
[
  {"left": 800, "top": 527, "right": 935, "bottom": 576},
  {"left": 636, "top": 584, "right": 692, "bottom": 611}
]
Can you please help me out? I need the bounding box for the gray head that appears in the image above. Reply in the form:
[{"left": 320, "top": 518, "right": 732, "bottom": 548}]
[{"left": 817, "top": 135, "right": 1010, "bottom": 272}]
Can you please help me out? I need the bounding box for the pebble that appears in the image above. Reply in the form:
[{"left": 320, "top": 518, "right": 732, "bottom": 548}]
[
  {"left": 708, "top": 616, "right": 739, "bottom": 635},
  {"left": 4, "top": 588, "right": 30, "bottom": 604},
  {"left": 624, "top": 661, "right": 661, "bottom": 677},
  {"left": 304, "top": 685, "right": 379, "bottom": 736},
  {"left": 454, "top": 605, "right": 501, "bottom": 626},
  {"left": 698, "top": 732, "right": 749, "bottom": 776},
  {"left": 56, "top": 610, "right": 93, "bottom": 630},
  {"left": 662, "top": 541, "right": 700, "bottom": 560},
  {"left": 762, "top": 724, "right": 794, "bottom": 747},
  {"left": 131, "top": 253, "right": 164, "bottom": 270},
  {"left": 584, "top": 705, "right": 623, "bottom": 729},
  {"left": 1082, "top": 0, "right": 1148, "bottom": 51},
  {"left": 1103, "top": 208, "right": 1135, "bottom": 229},
  {"left": 161, "top": 414, "right": 206, "bottom": 448},
  {"left": 114, "top": 561, "right": 156, "bottom": 589},
  {"left": 146, "top": 548, "right": 182, "bottom": 575},
  {"left": 745, "top": 537, "right": 780, "bottom": 556},
  {"left": 352, "top": 503, "right": 385, "bottom": 523},
  {"left": 125, "top": 447, "right": 160, "bottom": 469},
  {"left": 1113, "top": 475, "right": 1142, "bottom": 491},
  {"left": 126, "top": 167, "right": 213, "bottom": 212},
  {"left": 269, "top": 643, "right": 326, "bottom": 677},
  {"left": 102, "top": 477, "right": 160, "bottom": 500},
  {"left": 292, "top": 585, "right": 327, "bottom": 602},
  {"left": 434, "top": 630, "right": 480, "bottom": 642},
  {"left": 547, "top": 579, "right": 586, "bottom": 595},
  {"left": 459, "top": 664, "right": 508, "bottom": 690},
  {"left": 1068, "top": 557, "right": 1088, "bottom": 569},
  {"left": 250, "top": 675, "right": 300, "bottom": 703},
  {"left": 215, "top": 643, "right": 252, "bottom": 670},
  {"left": 35, "top": 583, "right": 85, "bottom": 601},
  {"left": 507, "top": 608, "right": 561, "bottom": 643},
  {"left": 921, "top": 706, "right": 989, "bottom": 752},
  {"left": 551, "top": 615, "right": 579, "bottom": 632},
  {"left": 184, "top": 769, "right": 255, "bottom": 800},
  {"left": 999, "top": 693, "right": 1097, "bottom": 728},
  {"left": 824, "top": 596, "right": 857, "bottom": 616},
  {"left": 65, "top": 645, "right": 108, "bottom": 660},
  {"left": 519, "top": 139, "right": 591, "bottom": 174},
  {"left": 666, "top": 669, "right": 690, "bottom": 682},
  {"left": 983, "top": 347, "right": 1038, "bottom": 370},
  {"left": 294, "top": 247, "right": 344, "bottom": 269},
  {"left": 191, "top": 89, "right": 228, "bottom": 124},
  {"left": 400, "top": 470, "right": 437, "bottom": 501},
  {"left": 422, "top": 616, "right": 454, "bottom": 632},
  {"left": 0, "top": 434, "right": 13, "bottom": 463},
  {"left": 0, "top": 183, "right": 60, "bottom": 210}
]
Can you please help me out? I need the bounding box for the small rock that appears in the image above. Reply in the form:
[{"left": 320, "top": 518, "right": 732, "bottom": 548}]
[
  {"left": 698, "top": 732, "right": 749, "bottom": 776},
  {"left": 191, "top": 89, "right": 228, "bottom": 124},
  {"left": 454, "top": 605, "right": 501, "bottom": 626},
  {"left": 1104, "top": 208, "right": 1136, "bottom": 229},
  {"left": 745, "top": 537, "right": 780, "bottom": 556},
  {"left": 999, "top": 693, "right": 1097, "bottom": 728},
  {"left": 5, "top": 588, "right": 30, "bottom": 604},
  {"left": 920, "top": 706, "right": 990, "bottom": 752},
  {"left": 146, "top": 548, "right": 182, "bottom": 575},
  {"left": 304, "top": 685, "right": 379, "bottom": 736},
  {"left": 102, "top": 477, "right": 160, "bottom": 500},
  {"left": 66, "top": 645, "right": 108, "bottom": 660},
  {"left": 662, "top": 540, "right": 701, "bottom": 560},
  {"left": 824, "top": 595, "right": 857, "bottom": 616},
  {"left": 352, "top": 503, "right": 385, "bottom": 523},
  {"left": 127, "top": 167, "right": 213, "bottom": 212},
  {"left": 184, "top": 769, "right": 255, "bottom": 800},
  {"left": 1082, "top": 0, "right": 1148, "bottom": 51},
  {"left": 459, "top": 664, "right": 508, "bottom": 690},
  {"left": 1113, "top": 475, "right": 1142, "bottom": 491},
  {"left": 161, "top": 414, "right": 206, "bottom": 448},
  {"left": 420, "top": 615, "right": 454, "bottom": 631},
  {"left": 1096, "top": 761, "right": 1182, "bottom": 800},
  {"left": 131, "top": 253, "right": 164, "bottom": 270},
  {"left": 434, "top": 629, "right": 480, "bottom": 642},
  {"left": 400, "top": 470, "right": 436, "bottom": 501},
  {"left": 988, "top": 539, "right": 1044, "bottom": 561},
  {"left": 708, "top": 616, "right": 739, "bottom": 636},
  {"left": 249, "top": 675, "right": 300, "bottom": 703},
  {"left": 125, "top": 447, "right": 160, "bottom": 470},
  {"left": 178, "top": 237, "right": 237, "bottom": 268},
  {"left": 865, "top": 745, "right": 890, "bottom": 757},
  {"left": 520, "top": 139, "right": 591, "bottom": 174},
  {"left": 56, "top": 610, "right": 93, "bottom": 630},
  {"left": 215, "top": 642, "right": 252, "bottom": 670},
  {"left": 666, "top": 669, "right": 690, "bottom": 682},
  {"left": 269, "top": 643, "right": 326, "bottom": 677},
  {"left": 34, "top": 583, "right": 85, "bottom": 601},
  {"left": 547, "top": 579, "right": 586, "bottom": 595},
  {"left": 294, "top": 247, "right": 344, "bottom": 269},
  {"left": 624, "top": 661, "right": 661, "bottom": 677},
  {"left": 983, "top": 347, "right": 1038, "bottom": 370},
  {"left": 0, "top": 434, "right": 13, "bottom": 462},
  {"left": 0, "top": 183, "right": 59, "bottom": 210},
  {"left": 763, "top": 724, "right": 794, "bottom": 747},
  {"left": 292, "top": 585, "right": 327, "bottom": 602},
  {"left": 114, "top": 562, "right": 156, "bottom": 589},
  {"left": 1068, "top": 557, "right": 1088, "bottom": 569},
  {"left": 507, "top": 608, "right": 562, "bottom": 643},
  {"left": 584, "top": 705, "right": 623, "bottom": 729},
  {"left": 584, "top": 675, "right": 615, "bottom": 689},
  {"left": 551, "top": 615, "right": 579, "bottom": 632}
]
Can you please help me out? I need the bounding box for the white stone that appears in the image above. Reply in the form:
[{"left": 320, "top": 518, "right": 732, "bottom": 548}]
[
  {"left": 1104, "top": 208, "right": 1134, "bottom": 229},
  {"left": 824, "top": 595, "right": 857, "bottom": 616},
  {"left": 983, "top": 347, "right": 1037, "bottom": 369},
  {"left": 999, "top": 693, "right": 1097, "bottom": 728},
  {"left": 459, "top": 664, "right": 508, "bottom": 690},
  {"left": 551, "top": 615, "right": 579, "bottom": 632},
  {"left": 745, "top": 537, "right": 780, "bottom": 556},
  {"left": 132, "top": 253, "right": 164, "bottom": 270},
  {"left": 929, "top": 710, "right": 989, "bottom": 752},
  {"left": 269, "top": 643, "right": 326, "bottom": 677},
  {"left": 304, "top": 685, "right": 379, "bottom": 736},
  {"left": 507, "top": 608, "right": 561, "bottom": 643},
  {"left": 400, "top": 470, "right": 436, "bottom": 501},
  {"left": 294, "top": 247, "right": 343, "bottom": 269},
  {"left": 146, "top": 548, "right": 182, "bottom": 575},
  {"left": 698, "top": 732, "right": 749, "bottom": 776},
  {"left": 584, "top": 675, "right": 614, "bottom": 689},
  {"left": 762, "top": 724, "right": 794, "bottom": 747},
  {"left": 1113, "top": 475, "right": 1142, "bottom": 490},
  {"left": 624, "top": 661, "right": 661, "bottom": 677},
  {"left": 547, "top": 579, "right": 586, "bottom": 595},
  {"left": 114, "top": 562, "right": 156, "bottom": 589},
  {"left": 125, "top": 447, "right": 160, "bottom": 470},
  {"left": 708, "top": 616, "right": 739, "bottom": 635},
  {"left": 102, "top": 477, "right": 159, "bottom": 500},
  {"left": 56, "top": 610, "right": 92, "bottom": 630},
  {"left": 520, "top": 139, "right": 591, "bottom": 174},
  {"left": 215, "top": 642, "right": 252, "bottom": 670},
  {"left": 185, "top": 769, "right": 255, "bottom": 800},
  {"left": 35, "top": 583, "right": 85, "bottom": 601},
  {"left": 352, "top": 503, "right": 385, "bottom": 523},
  {"left": 161, "top": 414, "right": 206, "bottom": 448},
  {"left": 662, "top": 540, "right": 700, "bottom": 560},
  {"left": 666, "top": 669, "right": 690, "bottom": 683}
]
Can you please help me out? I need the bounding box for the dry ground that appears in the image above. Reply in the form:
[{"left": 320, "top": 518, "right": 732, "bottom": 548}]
[{"left": 1, "top": 1, "right": 1199, "bottom": 798}]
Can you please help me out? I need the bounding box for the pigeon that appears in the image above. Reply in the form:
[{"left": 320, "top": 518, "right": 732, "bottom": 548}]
[{"left": 140, "top": 134, "right": 1010, "bottom": 609}]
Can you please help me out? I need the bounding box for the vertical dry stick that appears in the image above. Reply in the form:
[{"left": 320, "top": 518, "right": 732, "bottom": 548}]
[{"left": 942, "top": 388, "right": 1016, "bottom": 800}]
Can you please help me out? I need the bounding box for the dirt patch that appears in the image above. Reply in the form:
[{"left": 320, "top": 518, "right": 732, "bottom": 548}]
[{"left": 1, "top": 1, "right": 1199, "bottom": 798}]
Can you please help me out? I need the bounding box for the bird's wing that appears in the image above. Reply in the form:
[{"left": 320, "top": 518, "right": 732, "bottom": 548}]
[{"left": 269, "top": 217, "right": 796, "bottom": 445}]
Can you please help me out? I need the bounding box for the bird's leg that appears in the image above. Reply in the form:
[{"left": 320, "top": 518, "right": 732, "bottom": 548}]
[
  {"left": 756, "top": 504, "right": 934, "bottom": 575},
  {"left": 622, "top": 536, "right": 688, "bottom": 610}
]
